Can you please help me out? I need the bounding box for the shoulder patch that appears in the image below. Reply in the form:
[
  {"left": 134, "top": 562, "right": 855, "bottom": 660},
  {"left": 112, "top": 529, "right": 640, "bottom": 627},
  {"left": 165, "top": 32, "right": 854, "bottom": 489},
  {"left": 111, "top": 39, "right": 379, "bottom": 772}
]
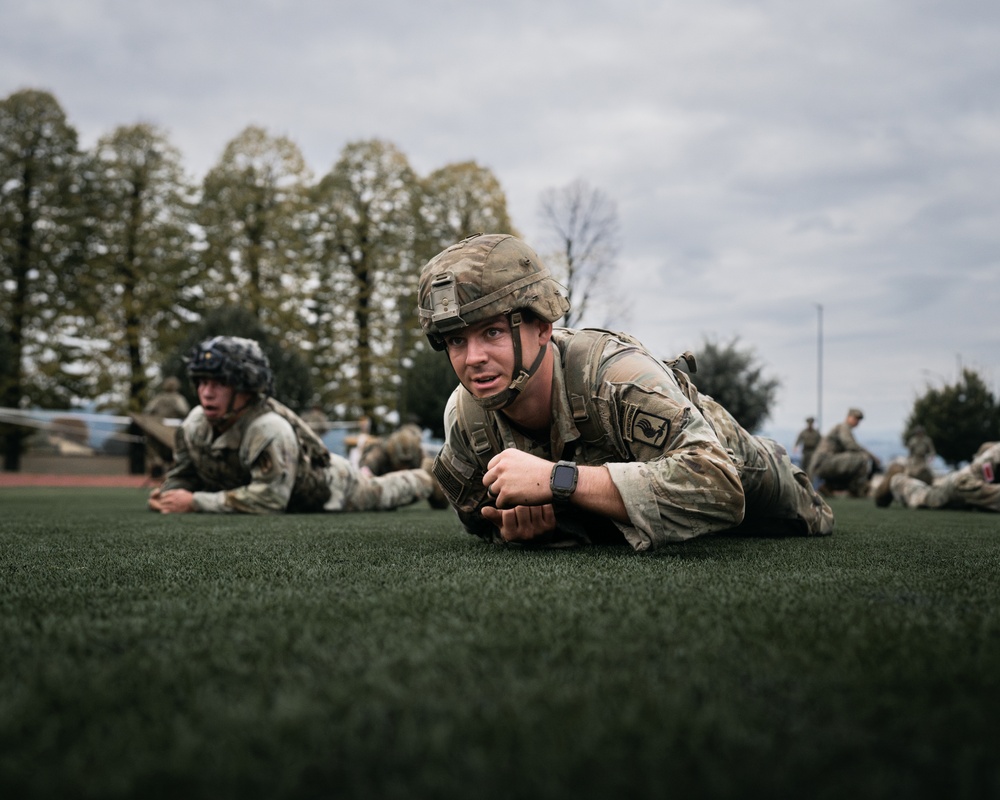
[{"left": 624, "top": 405, "right": 671, "bottom": 448}]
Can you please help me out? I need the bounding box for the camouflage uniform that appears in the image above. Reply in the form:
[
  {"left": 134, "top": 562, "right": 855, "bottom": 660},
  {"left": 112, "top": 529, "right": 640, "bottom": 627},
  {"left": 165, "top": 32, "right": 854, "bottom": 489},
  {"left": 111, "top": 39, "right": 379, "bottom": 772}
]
[
  {"left": 144, "top": 378, "right": 190, "bottom": 420},
  {"left": 810, "top": 416, "right": 874, "bottom": 496},
  {"left": 301, "top": 406, "right": 330, "bottom": 437},
  {"left": 794, "top": 420, "right": 822, "bottom": 474},
  {"left": 888, "top": 442, "right": 1000, "bottom": 512},
  {"left": 143, "top": 377, "right": 190, "bottom": 476},
  {"left": 162, "top": 397, "right": 432, "bottom": 514},
  {"left": 904, "top": 428, "right": 936, "bottom": 484},
  {"left": 435, "top": 328, "right": 834, "bottom": 551},
  {"left": 360, "top": 423, "right": 426, "bottom": 475}
]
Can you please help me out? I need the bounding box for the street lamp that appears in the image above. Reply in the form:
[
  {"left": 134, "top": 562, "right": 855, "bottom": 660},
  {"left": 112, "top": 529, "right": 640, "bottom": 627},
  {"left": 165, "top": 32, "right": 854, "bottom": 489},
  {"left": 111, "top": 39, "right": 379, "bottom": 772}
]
[{"left": 815, "top": 303, "right": 823, "bottom": 432}]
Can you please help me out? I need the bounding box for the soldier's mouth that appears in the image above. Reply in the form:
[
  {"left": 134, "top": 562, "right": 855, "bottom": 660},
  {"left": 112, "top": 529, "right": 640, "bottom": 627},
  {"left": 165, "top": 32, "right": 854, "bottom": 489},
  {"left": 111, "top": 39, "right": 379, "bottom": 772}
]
[{"left": 470, "top": 374, "right": 501, "bottom": 394}]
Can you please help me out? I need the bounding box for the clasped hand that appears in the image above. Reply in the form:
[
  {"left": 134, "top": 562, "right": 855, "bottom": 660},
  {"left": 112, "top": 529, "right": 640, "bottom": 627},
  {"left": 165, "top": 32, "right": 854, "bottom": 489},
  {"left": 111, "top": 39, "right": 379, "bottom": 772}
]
[
  {"left": 148, "top": 487, "right": 195, "bottom": 514},
  {"left": 480, "top": 449, "right": 558, "bottom": 542}
]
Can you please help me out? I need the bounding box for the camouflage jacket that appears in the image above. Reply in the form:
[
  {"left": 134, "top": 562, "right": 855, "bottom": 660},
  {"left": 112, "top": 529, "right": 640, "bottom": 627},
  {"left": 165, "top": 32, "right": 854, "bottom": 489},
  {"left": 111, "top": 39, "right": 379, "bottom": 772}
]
[
  {"left": 143, "top": 390, "right": 190, "bottom": 420},
  {"left": 795, "top": 428, "right": 821, "bottom": 452},
  {"left": 434, "top": 328, "right": 818, "bottom": 550},
  {"left": 161, "top": 398, "right": 332, "bottom": 513},
  {"left": 810, "top": 422, "right": 870, "bottom": 473}
]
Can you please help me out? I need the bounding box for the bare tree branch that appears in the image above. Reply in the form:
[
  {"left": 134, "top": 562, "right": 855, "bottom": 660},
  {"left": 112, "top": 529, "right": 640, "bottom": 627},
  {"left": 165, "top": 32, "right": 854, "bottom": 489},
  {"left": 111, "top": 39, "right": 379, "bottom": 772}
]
[{"left": 537, "top": 179, "right": 622, "bottom": 328}]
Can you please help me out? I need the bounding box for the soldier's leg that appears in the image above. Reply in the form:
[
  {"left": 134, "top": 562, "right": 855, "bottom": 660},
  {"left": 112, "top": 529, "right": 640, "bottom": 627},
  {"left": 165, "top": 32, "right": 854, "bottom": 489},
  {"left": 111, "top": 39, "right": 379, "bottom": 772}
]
[
  {"left": 322, "top": 453, "right": 432, "bottom": 512},
  {"left": 744, "top": 437, "right": 835, "bottom": 536},
  {"left": 941, "top": 468, "right": 1000, "bottom": 512},
  {"left": 889, "top": 473, "right": 936, "bottom": 508},
  {"left": 814, "top": 451, "right": 871, "bottom": 495},
  {"left": 845, "top": 453, "right": 874, "bottom": 497}
]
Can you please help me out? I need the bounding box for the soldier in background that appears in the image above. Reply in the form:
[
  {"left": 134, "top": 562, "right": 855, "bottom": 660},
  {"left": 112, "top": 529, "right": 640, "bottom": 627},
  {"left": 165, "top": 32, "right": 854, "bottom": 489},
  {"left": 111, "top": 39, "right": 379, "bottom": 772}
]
[
  {"left": 301, "top": 404, "right": 330, "bottom": 437},
  {"left": 417, "top": 233, "right": 833, "bottom": 551},
  {"left": 875, "top": 441, "right": 999, "bottom": 512},
  {"left": 149, "top": 336, "right": 435, "bottom": 515},
  {"left": 358, "top": 422, "right": 450, "bottom": 508},
  {"left": 143, "top": 376, "right": 190, "bottom": 478},
  {"left": 794, "top": 416, "right": 822, "bottom": 475},
  {"left": 810, "top": 409, "right": 882, "bottom": 497},
  {"left": 904, "top": 425, "right": 936, "bottom": 484},
  {"left": 360, "top": 423, "right": 425, "bottom": 475}
]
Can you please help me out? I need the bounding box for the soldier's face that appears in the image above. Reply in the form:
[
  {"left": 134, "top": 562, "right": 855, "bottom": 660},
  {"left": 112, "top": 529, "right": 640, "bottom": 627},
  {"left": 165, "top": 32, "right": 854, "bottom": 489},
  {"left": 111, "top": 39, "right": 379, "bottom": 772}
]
[
  {"left": 197, "top": 379, "right": 250, "bottom": 422},
  {"left": 444, "top": 314, "right": 550, "bottom": 400}
]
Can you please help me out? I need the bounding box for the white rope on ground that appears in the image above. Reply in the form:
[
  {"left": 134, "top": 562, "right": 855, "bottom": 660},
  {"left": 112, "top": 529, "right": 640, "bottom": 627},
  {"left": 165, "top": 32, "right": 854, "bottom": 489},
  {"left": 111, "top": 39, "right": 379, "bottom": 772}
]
[
  {"left": 0, "top": 407, "right": 133, "bottom": 424},
  {"left": 0, "top": 407, "right": 363, "bottom": 446},
  {"left": 0, "top": 412, "right": 145, "bottom": 443}
]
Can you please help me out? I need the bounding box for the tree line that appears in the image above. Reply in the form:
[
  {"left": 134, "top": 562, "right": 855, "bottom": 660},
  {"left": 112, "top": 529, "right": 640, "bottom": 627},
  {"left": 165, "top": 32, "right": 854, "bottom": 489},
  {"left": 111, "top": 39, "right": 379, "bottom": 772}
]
[
  {"left": 0, "top": 89, "right": 535, "bottom": 468},
  {"left": 2, "top": 89, "right": 639, "bottom": 471}
]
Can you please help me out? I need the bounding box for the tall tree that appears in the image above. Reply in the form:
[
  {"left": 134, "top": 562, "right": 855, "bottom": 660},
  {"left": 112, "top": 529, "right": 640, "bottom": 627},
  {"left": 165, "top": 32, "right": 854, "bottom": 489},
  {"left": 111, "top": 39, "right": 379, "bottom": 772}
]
[
  {"left": 907, "top": 369, "right": 999, "bottom": 468},
  {"left": 683, "top": 336, "right": 780, "bottom": 433},
  {"left": 419, "top": 160, "right": 516, "bottom": 257},
  {"left": 0, "top": 89, "right": 83, "bottom": 469},
  {"left": 198, "top": 125, "right": 312, "bottom": 344},
  {"left": 309, "top": 139, "right": 421, "bottom": 424},
  {"left": 537, "top": 178, "right": 622, "bottom": 328},
  {"left": 82, "top": 123, "right": 197, "bottom": 412}
]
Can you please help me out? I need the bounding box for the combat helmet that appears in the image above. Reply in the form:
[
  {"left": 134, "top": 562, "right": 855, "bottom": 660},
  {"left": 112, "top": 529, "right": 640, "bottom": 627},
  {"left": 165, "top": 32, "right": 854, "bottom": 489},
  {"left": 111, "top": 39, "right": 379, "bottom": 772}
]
[
  {"left": 417, "top": 233, "right": 570, "bottom": 410},
  {"left": 186, "top": 336, "right": 274, "bottom": 398}
]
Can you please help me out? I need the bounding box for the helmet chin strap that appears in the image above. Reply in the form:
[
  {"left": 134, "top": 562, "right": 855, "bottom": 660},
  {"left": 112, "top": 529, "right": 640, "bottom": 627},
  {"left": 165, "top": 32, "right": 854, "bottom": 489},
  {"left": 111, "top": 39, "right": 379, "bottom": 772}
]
[
  {"left": 473, "top": 311, "right": 548, "bottom": 412},
  {"left": 208, "top": 387, "right": 255, "bottom": 430}
]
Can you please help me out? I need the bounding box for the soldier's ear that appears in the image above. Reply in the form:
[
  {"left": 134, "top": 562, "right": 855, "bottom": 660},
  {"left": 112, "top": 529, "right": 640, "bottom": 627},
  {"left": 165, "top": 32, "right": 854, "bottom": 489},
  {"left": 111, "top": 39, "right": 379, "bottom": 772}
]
[{"left": 536, "top": 320, "right": 554, "bottom": 346}]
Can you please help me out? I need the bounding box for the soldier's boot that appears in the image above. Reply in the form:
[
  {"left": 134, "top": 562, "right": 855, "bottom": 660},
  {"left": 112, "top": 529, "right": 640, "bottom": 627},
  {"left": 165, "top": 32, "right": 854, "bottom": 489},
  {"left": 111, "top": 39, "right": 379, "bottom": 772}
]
[{"left": 874, "top": 463, "right": 905, "bottom": 507}]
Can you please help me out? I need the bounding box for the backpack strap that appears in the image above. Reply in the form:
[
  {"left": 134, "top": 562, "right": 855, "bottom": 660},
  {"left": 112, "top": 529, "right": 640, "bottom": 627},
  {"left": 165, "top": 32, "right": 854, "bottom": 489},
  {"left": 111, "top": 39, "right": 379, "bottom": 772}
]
[
  {"left": 561, "top": 328, "right": 617, "bottom": 447},
  {"left": 455, "top": 388, "right": 503, "bottom": 473},
  {"left": 265, "top": 398, "right": 332, "bottom": 469}
]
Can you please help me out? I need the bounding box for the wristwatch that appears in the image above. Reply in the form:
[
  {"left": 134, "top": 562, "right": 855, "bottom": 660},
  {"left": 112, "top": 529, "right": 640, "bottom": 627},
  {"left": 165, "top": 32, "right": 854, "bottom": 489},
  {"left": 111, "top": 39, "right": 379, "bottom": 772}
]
[{"left": 550, "top": 460, "right": 578, "bottom": 503}]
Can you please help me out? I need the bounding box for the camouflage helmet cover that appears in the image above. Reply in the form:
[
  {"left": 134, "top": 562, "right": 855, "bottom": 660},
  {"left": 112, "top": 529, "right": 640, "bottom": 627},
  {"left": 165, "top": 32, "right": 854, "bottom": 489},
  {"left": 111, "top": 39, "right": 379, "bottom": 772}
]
[
  {"left": 418, "top": 234, "right": 570, "bottom": 349},
  {"left": 186, "top": 336, "right": 274, "bottom": 397}
]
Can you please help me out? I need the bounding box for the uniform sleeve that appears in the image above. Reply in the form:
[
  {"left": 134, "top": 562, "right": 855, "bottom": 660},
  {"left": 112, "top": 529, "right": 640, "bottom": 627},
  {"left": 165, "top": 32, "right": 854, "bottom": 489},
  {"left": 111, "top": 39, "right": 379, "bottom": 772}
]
[
  {"left": 595, "top": 352, "right": 746, "bottom": 550},
  {"left": 160, "top": 414, "right": 204, "bottom": 493},
  {"left": 192, "top": 416, "right": 300, "bottom": 514},
  {"left": 432, "top": 391, "right": 499, "bottom": 542}
]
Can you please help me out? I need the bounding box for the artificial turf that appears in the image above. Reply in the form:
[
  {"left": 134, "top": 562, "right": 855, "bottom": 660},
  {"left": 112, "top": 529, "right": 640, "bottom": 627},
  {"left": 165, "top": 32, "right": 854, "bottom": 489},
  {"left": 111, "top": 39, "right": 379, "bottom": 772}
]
[{"left": 1, "top": 488, "right": 998, "bottom": 799}]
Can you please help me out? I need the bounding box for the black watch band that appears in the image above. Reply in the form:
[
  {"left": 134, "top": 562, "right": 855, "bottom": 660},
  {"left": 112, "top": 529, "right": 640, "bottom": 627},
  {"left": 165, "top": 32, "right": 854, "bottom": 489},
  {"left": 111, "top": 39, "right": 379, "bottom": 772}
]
[{"left": 550, "top": 460, "right": 578, "bottom": 503}]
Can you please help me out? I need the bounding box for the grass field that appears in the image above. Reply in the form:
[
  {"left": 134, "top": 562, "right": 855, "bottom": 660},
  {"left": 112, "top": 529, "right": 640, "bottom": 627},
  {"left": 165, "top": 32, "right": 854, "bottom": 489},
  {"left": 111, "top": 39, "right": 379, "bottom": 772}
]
[{"left": 2, "top": 488, "right": 999, "bottom": 799}]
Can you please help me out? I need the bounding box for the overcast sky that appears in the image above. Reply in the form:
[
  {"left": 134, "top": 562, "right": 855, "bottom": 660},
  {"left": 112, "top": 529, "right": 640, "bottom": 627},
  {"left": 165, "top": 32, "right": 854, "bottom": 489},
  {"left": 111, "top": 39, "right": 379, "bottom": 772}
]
[{"left": 3, "top": 0, "right": 998, "bottom": 449}]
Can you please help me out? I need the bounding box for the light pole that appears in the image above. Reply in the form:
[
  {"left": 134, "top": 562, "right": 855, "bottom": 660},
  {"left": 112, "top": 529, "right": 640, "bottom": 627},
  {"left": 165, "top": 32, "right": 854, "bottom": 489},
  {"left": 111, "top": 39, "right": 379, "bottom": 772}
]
[{"left": 815, "top": 303, "right": 823, "bottom": 432}]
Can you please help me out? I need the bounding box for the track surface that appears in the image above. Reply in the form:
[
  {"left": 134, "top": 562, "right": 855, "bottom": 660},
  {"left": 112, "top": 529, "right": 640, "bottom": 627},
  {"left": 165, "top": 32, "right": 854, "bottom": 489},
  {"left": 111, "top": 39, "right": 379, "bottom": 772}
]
[{"left": 0, "top": 473, "right": 150, "bottom": 488}]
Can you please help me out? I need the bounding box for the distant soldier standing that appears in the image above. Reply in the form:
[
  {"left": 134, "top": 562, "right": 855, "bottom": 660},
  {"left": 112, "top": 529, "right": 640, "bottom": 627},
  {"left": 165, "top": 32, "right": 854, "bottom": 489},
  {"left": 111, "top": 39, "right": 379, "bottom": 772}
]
[
  {"left": 417, "top": 233, "right": 833, "bottom": 551},
  {"left": 149, "top": 336, "right": 435, "bottom": 515},
  {"left": 794, "top": 416, "right": 822, "bottom": 475},
  {"left": 143, "top": 376, "right": 190, "bottom": 478}
]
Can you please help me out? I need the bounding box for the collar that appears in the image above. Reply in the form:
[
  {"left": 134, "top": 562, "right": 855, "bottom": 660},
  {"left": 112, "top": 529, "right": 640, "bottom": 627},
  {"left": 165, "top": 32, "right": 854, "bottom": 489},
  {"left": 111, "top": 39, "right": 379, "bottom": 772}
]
[{"left": 492, "top": 340, "right": 580, "bottom": 461}]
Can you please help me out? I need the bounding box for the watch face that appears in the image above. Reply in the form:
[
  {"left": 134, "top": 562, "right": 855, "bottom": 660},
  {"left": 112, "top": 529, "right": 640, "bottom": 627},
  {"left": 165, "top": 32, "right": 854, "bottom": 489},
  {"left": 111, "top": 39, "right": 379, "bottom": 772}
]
[{"left": 552, "top": 464, "right": 576, "bottom": 491}]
